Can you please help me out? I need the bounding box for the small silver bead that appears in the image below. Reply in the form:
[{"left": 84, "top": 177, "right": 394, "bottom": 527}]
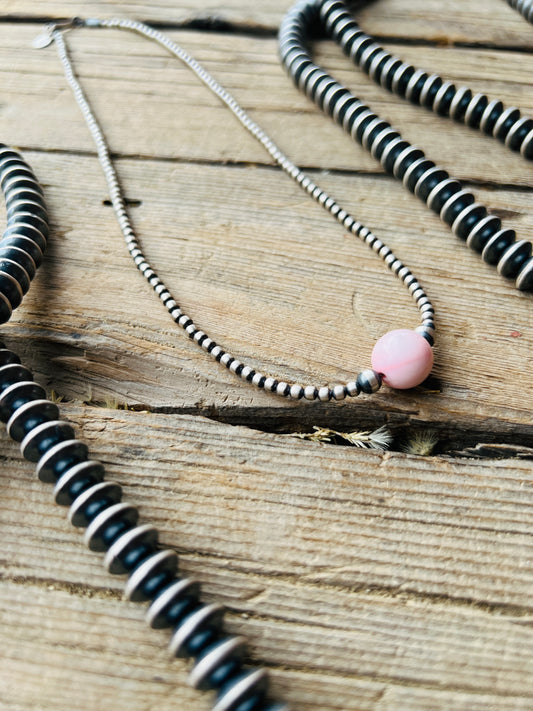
[
  {"left": 332, "top": 384, "right": 347, "bottom": 401},
  {"left": 346, "top": 381, "right": 360, "bottom": 397},
  {"left": 290, "top": 384, "right": 304, "bottom": 399},
  {"left": 318, "top": 386, "right": 332, "bottom": 402},
  {"left": 263, "top": 377, "right": 276, "bottom": 391},
  {"left": 276, "top": 381, "right": 289, "bottom": 396},
  {"left": 357, "top": 369, "right": 382, "bottom": 394},
  {"left": 304, "top": 385, "right": 318, "bottom": 400}
]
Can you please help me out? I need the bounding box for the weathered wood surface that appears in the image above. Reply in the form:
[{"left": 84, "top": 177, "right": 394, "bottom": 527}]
[{"left": 1, "top": 1, "right": 532, "bottom": 710}]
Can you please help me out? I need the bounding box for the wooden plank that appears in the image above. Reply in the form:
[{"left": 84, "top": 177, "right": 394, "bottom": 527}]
[
  {"left": 2, "top": 25, "right": 533, "bottom": 184},
  {"left": 3, "top": 0, "right": 533, "bottom": 47},
  {"left": 2, "top": 407, "right": 533, "bottom": 710},
  {"left": 2, "top": 151, "right": 531, "bottom": 439}
]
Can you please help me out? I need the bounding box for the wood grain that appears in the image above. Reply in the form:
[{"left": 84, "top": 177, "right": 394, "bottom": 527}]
[
  {"left": 1, "top": 2, "right": 532, "bottom": 711},
  {"left": 2, "top": 407, "right": 533, "bottom": 710}
]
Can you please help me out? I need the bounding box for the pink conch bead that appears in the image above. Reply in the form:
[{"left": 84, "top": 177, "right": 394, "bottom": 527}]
[{"left": 371, "top": 329, "right": 433, "bottom": 390}]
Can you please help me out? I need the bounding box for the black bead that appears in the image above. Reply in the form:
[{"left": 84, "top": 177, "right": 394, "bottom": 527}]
[
  {"left": 54, "top": 461, "right": 106, "bottom": 506},
  {"left": 421, "top": 76, "right": 442, "bottom": 107},
  {"left": 0, "top": 246, "right": 36, "bottom": 279},
  {"left": 394, "top": 148, "right": 425, "bottom": 180},
  {"left": 1, "top": 236, "right": 43, "bottom": 268},
  {"left": 441, "top": 192, "right": 475, "bottom": 226},
  {"left": 481, "top": 100, "right": 504, "bottom": 134},
  {"left": 0, "top": 348, "right": 20, "bottom": 367},
  {"left": 6, "top": 211, "right": 49, "bottom": 239},
  {"left": 494, "top": 108, "right": 521, "bottom": 141},
  {"left": 428, "top": 181, "right": 461, "bottom": 214},
  {"left": 508, "top": 118, "right": 533, "bottom": 151},
  {"left": 498, "top": 240, "right": 532, "bottom": 278},
  {"left": 0, "top": 257, "right": 30, "bottom": 294},
  {"left": 381, "top": 139, "right": 410, "bottom": 173},
  {"left": 395, "top": 65, "right": 415, "bottom": 97},
  {"left": 415, "top": 169, "right": 448, "bottom": 202},
  {"left": 465, "top": 215, "right": 501, "bottom": 252},
  {"left": 435, "top": 84, "right": 456, "bottom": 116},
  {"left": 0, "top": 363, "right": 33, "bottom": 393},
  {"left": 516, "top": 257, "right": 533, "bottom": 291},
  {"left": 0, "top": 271, "right": 23, "bottom": 309},
  {"left": 7, "top": 399, "right": 59, "bottom": 442},
  {"left": 186, "top": 627, "right": 221, "bottom": 658},
  {"left": 4, "top": 223, "right": 47, "bottom": 252},
  {"left": 465, "top": 94, "right": 488, "bottom": 128},
  {"left": 0, "top": 379, "right": 44, "bottom": 422},
  {"left": 373, "top": 131, "right": 400, "bottom": 161},
  {"left": 451, "top": 88, "right": 472, "bottom": 122},
  {"left": 37, "top": 439, "right": 89, "bottom": 483},
  {"left": 482, "top": 229, "right": 516, "bottom": 265},
  {"left": 405, "top": 159, "right": 435, "bottom": 194},
  {"left": 21, "top": 420, "right": 76, "bottom": 462},
  {"left": 407, "top": 72, "right": 428, "bottom": 104},
  {"left": 454, "top": 205, "right": 489, "bottom": 242}
]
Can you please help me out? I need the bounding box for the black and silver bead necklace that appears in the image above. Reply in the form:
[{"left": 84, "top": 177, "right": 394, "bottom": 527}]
[
  {"left": 279, "top": 0, "right": 533, "bottom": 293},
  {"left": 35, "top": 14, "right": 439, "bottom": 402}
]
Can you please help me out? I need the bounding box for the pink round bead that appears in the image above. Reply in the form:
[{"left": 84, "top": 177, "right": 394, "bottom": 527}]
[{"left": 371, "top": 329, "right": 433, "bottom": 390}]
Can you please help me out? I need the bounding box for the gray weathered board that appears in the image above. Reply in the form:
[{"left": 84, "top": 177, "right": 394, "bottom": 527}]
[{"left": 0, "top": 1, "right": 532, "bottom": 710}]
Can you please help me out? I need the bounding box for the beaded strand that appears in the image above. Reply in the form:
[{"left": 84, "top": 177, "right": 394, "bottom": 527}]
[
  {"left": 279, "top": 0, "right": 533, "bottom": 292},
  {"left": 0, "top": 149, "right": 288, "bottom": 711},
  {"left": 43, "top": 18, "right": 437, "bottom": 402}
]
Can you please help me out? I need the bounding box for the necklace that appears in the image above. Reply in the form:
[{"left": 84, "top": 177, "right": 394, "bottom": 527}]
[
  {"left": 1, "top": 3, "right": 531, "bottom": 710},
  {"left": 33, "top": 16, "right": 437, "bottom": 402},
  {"left": 280, "top": 0, "right": 533, "bottom": 294}
]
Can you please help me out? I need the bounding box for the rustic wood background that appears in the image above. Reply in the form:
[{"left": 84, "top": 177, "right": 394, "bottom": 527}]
[{"left": 1, "top": 1, "right": 532, "bottom": 709}]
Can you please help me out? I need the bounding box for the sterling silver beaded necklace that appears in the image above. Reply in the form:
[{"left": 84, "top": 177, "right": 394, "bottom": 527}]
[{"left": 1, "top": 2, "right": 532, "bottom": 710}]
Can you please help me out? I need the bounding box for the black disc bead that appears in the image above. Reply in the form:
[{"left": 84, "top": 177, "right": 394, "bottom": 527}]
[
  {"left": 414, "top": 168, "right": 449, "bottom": 202},
  {"left": 69, "top": 480, "right": 123, "bottom": 528},
  {"left": 507, "top": 117, "right": 533, "bottom": 151},
  {"left": 6, "top": 211, "right": 49, "bottom": 239},
  {"left": 516, "top": 257, "right": 533, "bottom": 291},
  {"left": 465, "top": 215, "right": 501, "bottom": 252},
  {"left": 4, "top": 223, "right": 47, "bottom": 252},
  {"left": 440, "top": 191, "right": 475, "bottom": 226},
  {"left": 453, "top": 205, "right": 489, "bottom": 243},
  {"left": 1, "top": 236, "right": 43, "bottom": 267},
  {"left": 393, "top": 147, "right": 425, "bottom": 180},
  {"left": 190, "top": 636, "right": 248, "bottom": 692},
  {"left": 0, "top": 363, "right": 33, "bottom": 393},
  {"left": 146, "top": 577, "right": 201, "bottom": 629},
  {"left": 494, "top": 107, "right": 521, "bottom": 141},
  {"left": 0, "top": 380, "right": 45, "bottom": 423},
  {"left": 0, "top": 258, "right": 30, "bottom": 294},
  {"left": 36, "top": 438, "right": 89, "bottom": 483},
  {"left": 464, "top": 93, "right": 488, "bottom": 129},
  {"left": 0, "top": 348, "right": 20, "bottom": 368},
  {"left": 6, "top": 399, "right": 59, "bottom": 442},
  {"left": 420, "top": 75, "right": 442, "bottom": 107},
  {"left": 427, "top": 179, "right": 462, "bottom": 214},
  {"left": 169, "top": 603, "right": 225, "bottom": 658},
  {"left": 0, "top": 246, "right": 36, "bottom": 279},
  {"left": 480, "top": 100, "right": 504, "bottom": 135},
  {"left": 482, "top": 229, "right": 516, "bottom": 265},
  {"left": 6, "top": 200, "right": 47, "bottom": 227},
  {"left": 214, "top": 668, "right": 270, "bottom": 711},
  {"left": 21, "top": 419, "right": 76, "bottom": 462},
  {"left": 84, "top": 501, "right": 139, "bottom": 552},
  {"left": 0, "top": 271, "right": 23, "bottom": 309},
  {"left": 5, "top": 189, "right": 47, "bottom": 210},
  {"left": 497, "top": 240, "right": 532, "bottom": 278},
  {"left": 404, "top": 159, "right": 436, "bottom": 194},
  {"left": 104, "top": 524, "right": 159, "bottom": 575},
  {"left": 0, "top": 291, "right": 12, "bottom": 325},
  {"left": 54, "top": 460, "right": 106, "bottom": 506}
]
